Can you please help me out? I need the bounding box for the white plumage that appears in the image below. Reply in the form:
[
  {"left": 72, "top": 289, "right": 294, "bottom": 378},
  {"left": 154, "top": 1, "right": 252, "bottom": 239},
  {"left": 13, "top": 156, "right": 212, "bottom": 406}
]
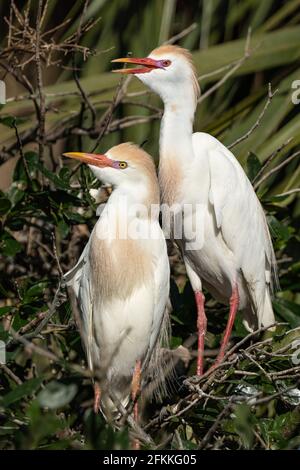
[
  {"left": 113, "top": 45, "right": 277, "bottom": 375},
  {"left": 64, "top": 143, "right": 170, "bottom": 415}
]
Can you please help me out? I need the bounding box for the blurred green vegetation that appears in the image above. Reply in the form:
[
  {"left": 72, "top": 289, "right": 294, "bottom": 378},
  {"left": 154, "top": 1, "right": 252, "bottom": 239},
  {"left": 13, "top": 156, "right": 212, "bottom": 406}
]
[{"left": 0, "top": 0, "right": 300, "bottom": 450}]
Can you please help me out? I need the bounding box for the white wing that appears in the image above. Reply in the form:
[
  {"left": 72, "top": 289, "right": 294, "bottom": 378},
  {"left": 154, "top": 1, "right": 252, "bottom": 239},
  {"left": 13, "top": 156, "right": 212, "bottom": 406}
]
[
  {"left": 150, "top": 229, "right": 170, "bottom": 353},
  {"left": 192, "top": 132, "right": 277, "bottom": 324},
  {"left": 64, "top": 231, "right": 97, "bottom": 371},
  {"left": 143, "top": 224, "right": 170, "bottom": 399}
]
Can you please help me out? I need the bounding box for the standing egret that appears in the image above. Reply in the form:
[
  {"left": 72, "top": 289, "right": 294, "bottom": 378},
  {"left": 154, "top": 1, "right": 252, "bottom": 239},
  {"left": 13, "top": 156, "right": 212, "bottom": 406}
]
[
  {"left": 112, "top": 46, "right": 277, "bottom": 375},
  {"left": 63, "top": 143, "right": 170, "bottom": 428}
]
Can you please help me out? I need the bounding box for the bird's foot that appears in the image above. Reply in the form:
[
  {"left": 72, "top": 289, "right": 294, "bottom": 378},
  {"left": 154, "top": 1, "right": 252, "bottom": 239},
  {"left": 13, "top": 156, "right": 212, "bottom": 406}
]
[
  {"left": 131, "top": 361, "right": 141, "bottom": 450},
  {"left": 208, "top": 285, "right": 239, "bottom": 373},
  {"left": 195, "top": 291, "right": 207, "bottom": 376},
  {"left": 93, "top": 382, "right": 101, "bottom": 413}
]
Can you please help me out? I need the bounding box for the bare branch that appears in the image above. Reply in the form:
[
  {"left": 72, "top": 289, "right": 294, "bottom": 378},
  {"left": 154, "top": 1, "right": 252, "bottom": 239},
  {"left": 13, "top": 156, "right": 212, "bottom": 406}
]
[{"left": 228, "top": 83, "right": 278, "bottom": 150}]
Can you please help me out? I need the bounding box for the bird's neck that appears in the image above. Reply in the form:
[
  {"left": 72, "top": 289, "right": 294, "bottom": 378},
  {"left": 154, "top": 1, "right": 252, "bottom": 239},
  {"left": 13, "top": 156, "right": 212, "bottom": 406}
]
[
  {"left": 106, "top": 182, "right": 159, "bottom": 222},
  {"left": 159, "top": 97, "right": 196, "bottom": 205}
]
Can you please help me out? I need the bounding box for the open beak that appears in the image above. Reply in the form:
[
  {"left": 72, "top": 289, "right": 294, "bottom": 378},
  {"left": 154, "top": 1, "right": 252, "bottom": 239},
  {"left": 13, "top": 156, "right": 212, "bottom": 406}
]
[
  {"left": 111, "top": 57, "right": 162, "bottom": 74},
  {"left": 63, "top": 152, "right": 113, "bottom": 168}
]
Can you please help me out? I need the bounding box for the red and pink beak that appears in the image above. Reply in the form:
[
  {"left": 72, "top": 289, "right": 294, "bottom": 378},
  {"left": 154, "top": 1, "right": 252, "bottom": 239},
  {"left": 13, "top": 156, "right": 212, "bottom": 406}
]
[
  {"left": 63, "top": 152, "right": 114, "bottom": 168},
  {"left": 111, "top": 57, "right": 164, "bottom": 74}
]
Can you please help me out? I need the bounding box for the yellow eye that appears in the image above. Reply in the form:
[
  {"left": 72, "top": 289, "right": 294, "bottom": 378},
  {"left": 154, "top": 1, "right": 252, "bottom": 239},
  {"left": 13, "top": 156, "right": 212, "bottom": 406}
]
[{"left": 118, "top": 161, "right": 128, "bottom": 169}]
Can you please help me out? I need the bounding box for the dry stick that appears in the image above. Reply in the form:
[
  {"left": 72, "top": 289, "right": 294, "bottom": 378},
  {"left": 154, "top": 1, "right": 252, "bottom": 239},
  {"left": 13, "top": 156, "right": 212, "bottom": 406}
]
[
  {"left": 174, "top": 429, "right": 184, "bottom": 450},
  {"left": 252, "top": 138, "right": 293, "bottom": 186},
  {"left": 241, "top": 350, "right": 273, "bottom": 383},
  {"left": 6, "top": 278, "right": 63, "bottom": 347},
  {"left": 9, "top": 327, "right": 91, "bottom": 377},
  {"left": 254, "top": 149, "right": 300, "bottom": 189},
  {"left": 252, "top": 381, "right": 300, "bottom": 406},
  {"left": 8, "top": 1, "right": 13, "bottom": 48},
  {"left": 270, "top": 365, "right": 300, "bottom": 378},
  {"left": 228, "top": 83, "right": 278, "bottom": 150},
  {"left": 6, "top": 280, "right": 64, "bottom": 349},
  {"left": 17, "top": 312, "right": 48, "bottom": 336},
  {"left": 253, "top": 428, "right": 268, "bottom": 449},
  {"left": 198, "top": 28, "right": 253, "bottom": 104},
  {"left": 164, "top": 22, "right": 198, "bottom": 45},
  {"left": 198, "top": 59, "right": 245, "bottom": 81},
  {"left": 144, "top": 324, "right": 294, "bottom": 435},
  {"left": 72, "top": 0, "right": 96, "bottom": 129},
  {"left": 90, "top": 76, "right": 132, "bottom": 153},
  {"left": 0, "top": 125, "right": 38, "bottom": 163},
  {"left": 187, "top": 322, "right": 281, "bottom": 387},
  {"left": 144, "top": 324, "right": 281, "bottom": 432},
  {"left": 35, "top": 0, "right": 46, "bottom": 162},
  {"left": 276, "top": 188, "right": 300, "bottom": 197},
  {"left": 0, "top": 364, "right": 23, "bottom": 385},
  {"left": 12, "top": 118, "right": 31, "bottom": 180},
  {"left": 25, "top": 281, "right": 64, "bottom": 340},
  {"left": 109, "top": 390, "right": 155, "bottom": 448},
  {"left": 52, "top": 232, "right": 64, "bottom": 278},
  {"left": 40, "top": 0, "right": 49, "bottom": 27},
  {"left": 198, "top": 401, "right": 233, "bottom": 450}
]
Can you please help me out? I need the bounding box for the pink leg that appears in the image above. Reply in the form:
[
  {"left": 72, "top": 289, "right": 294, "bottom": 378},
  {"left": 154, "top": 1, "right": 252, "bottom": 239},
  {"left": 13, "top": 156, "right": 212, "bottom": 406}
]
[
  {"left": 213, "top": 285, "right": 239, "bottom": 368},
  {"left": 195, "top": 291, "right": 207, "bottom": 376},
  {"left": 93, "top": 382, "right": 101, "bottom": 413},
  {"left": 131, "top": 360, "right": 141, "bottom": 450}
]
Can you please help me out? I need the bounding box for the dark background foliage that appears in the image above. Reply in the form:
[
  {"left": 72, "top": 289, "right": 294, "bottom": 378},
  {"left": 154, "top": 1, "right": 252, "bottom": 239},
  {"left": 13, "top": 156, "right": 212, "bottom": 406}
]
[{"left": 0, "top": 0, "right": 300, "bottom": 450}]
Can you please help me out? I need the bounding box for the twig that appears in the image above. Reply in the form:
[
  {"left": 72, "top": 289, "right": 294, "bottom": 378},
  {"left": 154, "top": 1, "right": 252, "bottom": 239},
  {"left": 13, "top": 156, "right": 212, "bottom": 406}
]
[
  {"left": 35, "top": 0, "right": 46, "bottom": 161},
  {"left": 12, "top": 118, "right": 31, "bottom": 180},
  {"left": 72, "top": 0, "right": 96, "bottom": 130},
  {"left": 52, "top": 232, "right": 64, "bottom": 278},
  {"left": 228, "top": 83, "right": 278, "bottom": 150},
  {"left": 164, "top": 22, "right": 198, "bottom": 45},
  {"left": 252, "top": 138, "right": 293, "bottom": 186},
  {"left": 198, "top": 401, "right": 233, "bottom": 450},
  {"left": 109, "top": 390, "right": 155, "bottom": 447},
  {"left": 9, "top": 327, "right": 90, "bottom": 377},
  {"left": 24, "top": 280, "right": 64, "bottom": 340},
  {"left": 275, "top": 188, "right": 300, "bottom": 197},
  {"left": 0, "top": 364, "right": 23, "bottom": 385},
  {"left": 90, "top": 76, "right": 132, "bottom": 153},
  {"left": 254, "top": 149, "right": 300, "bottom": 189},
  {"left": 198, "top": 60, "right": 244, "bottom": 81},
  {"left": 241, "top": 350, "right": 273, "bottom": 382},
  {"left": 198, "top": 28, "right": 253, "bottom": 104}
]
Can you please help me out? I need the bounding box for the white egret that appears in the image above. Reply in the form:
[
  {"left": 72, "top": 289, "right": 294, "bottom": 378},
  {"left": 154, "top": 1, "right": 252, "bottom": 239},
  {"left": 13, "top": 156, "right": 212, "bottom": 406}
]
[
  {"left": 112, "top": 46, "right": 277, "bottom": 375},
  {"left": 63, "top": 143, "right": 170, "bottom": 429}
]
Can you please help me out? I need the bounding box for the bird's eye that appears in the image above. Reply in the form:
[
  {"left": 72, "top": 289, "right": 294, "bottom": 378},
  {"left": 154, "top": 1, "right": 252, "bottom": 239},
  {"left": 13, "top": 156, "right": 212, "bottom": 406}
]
[
  {"left": 162, "top": 60, "right": 171, "bottom": 67},
  {"left": 118, "top": 161, "right": 128, "bottom": 169}
]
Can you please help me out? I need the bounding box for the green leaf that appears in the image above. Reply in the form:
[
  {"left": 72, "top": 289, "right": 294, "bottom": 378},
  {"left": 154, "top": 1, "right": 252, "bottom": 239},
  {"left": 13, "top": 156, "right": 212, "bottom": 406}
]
[
  {"left": 0, "top": 196, "right": 11, "bottom": 215},
  {"left": 246, "top": 152, "right": 262, "bottom": 181},
  {"left": 0, "top": 115, "right": 26, "bottom": 128},
  {"left": 2, "top": 377, "right": 43, "bottom": 407},
  {"left": 25, "top": 152, "right": 39, "bottom": 173},
  {"left": 233, "top": 403, "right": 255, "bottom": 449},
  {"left": 273, "top": 298, "right": 300, "bottom": 328},
  {"left": 57, "top": 219, "right": 70, "bottom": 239},
  {"left": 38, "top": 164, "right": 70, "bottom": 190},
  {"left": 37, "top": 381, "right": 78, "bottom": 409},
  {"left": 6, "top": 217, "right": 26, "bottom": 231},
  {"left": 0, "top": 306, "right": 13, "bottom": 317},
  {"left": 267, "top": 215, "right": 291, "bottom": 242},
  {"left": 0, "top": 232, "right": 23, "bottom": 256},
  {"left": 23, "top": 281, "right": 49, "bottom": 302}
]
